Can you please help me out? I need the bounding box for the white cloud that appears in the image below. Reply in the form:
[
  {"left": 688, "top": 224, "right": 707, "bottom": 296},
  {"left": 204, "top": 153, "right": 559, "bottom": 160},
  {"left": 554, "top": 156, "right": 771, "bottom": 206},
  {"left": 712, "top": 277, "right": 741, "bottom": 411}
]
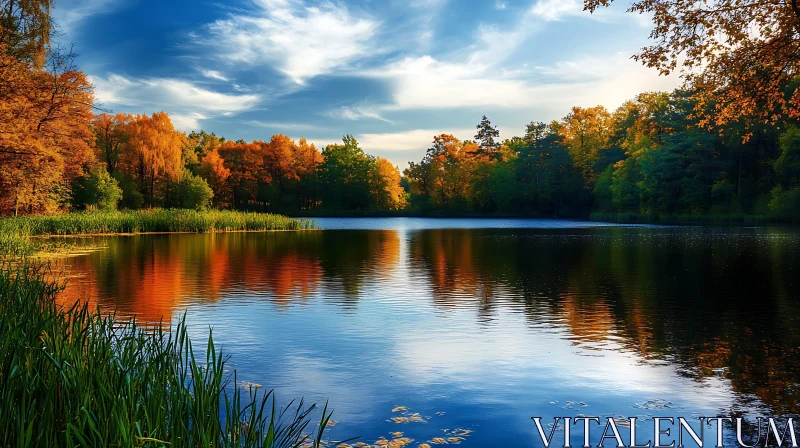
[
  {"left": 529, "top": 0, "right": 583, "bottom": 21},
  {"left": 171, "top": 113, "right": 209, "bottom": 131},
  {"left": 330, "top": 106, "right": 393, "bottom": 123},
  {"left": 364, "top": 56, "right": 544, "bottom": 110},
  {"left": 361, "top": 51, "right": 678, "bottom": 112},
  {"left": 357, "top": 128, "right": 476, "bottom": 152},
  {"left": 199, "top": 0, "right": 379, "bottom": 85},
  {"left": 90, "top": 74, "right": 261, "bottom": 130},
  {"left": 200, "top": 69, "right": 230, "bottom": 82},
  {"left": 53, "top": 0, "right": 117, "bottom": 35},
  {"left": 247, "top": 120, "right": 330, "bottom": 133}
]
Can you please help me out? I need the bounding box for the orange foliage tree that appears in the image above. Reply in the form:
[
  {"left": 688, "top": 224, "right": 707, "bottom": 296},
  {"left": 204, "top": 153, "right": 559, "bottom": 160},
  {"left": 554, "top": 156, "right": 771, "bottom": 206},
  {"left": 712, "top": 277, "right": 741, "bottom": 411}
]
[
  {"left": 374, "top": 157, "right": 407, "bottom": 210},
  {"left": 554, "top": 106, "right": 613, "bottom": 186},
  {"left": 0, "top": 42, "right": 94, "bottom": 215},
  {"left": 199, "top": 148, "right": 231, "bottom": 208},
  {"left": 92, "top": 112, "right": 132, "bottom": 176},
  {"left": 585, "top": 0, "right": 800, "bottom": 130},
  {"left": 121, "top": 112, "right": 185, "bottom": 205},
  {"left": 0, "top": 0, "right": 53, "bottom": 68}
]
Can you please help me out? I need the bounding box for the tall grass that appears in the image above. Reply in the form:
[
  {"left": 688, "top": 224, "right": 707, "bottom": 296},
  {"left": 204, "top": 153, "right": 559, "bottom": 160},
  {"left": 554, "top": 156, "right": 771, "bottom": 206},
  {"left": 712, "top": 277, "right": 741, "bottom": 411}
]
[
  {"left": 0, "top": 209, "right": 317, "bottom": 237},
  {"left": 0, "top": 264, "right": 331, "bottom": 447}
]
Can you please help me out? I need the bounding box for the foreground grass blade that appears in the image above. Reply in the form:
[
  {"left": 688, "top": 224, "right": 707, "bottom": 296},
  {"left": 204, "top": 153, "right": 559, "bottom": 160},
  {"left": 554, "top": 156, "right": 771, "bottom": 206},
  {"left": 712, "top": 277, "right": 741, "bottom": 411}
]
[{"left": 0, "top": 262, "right": 331, "bottom": 448}]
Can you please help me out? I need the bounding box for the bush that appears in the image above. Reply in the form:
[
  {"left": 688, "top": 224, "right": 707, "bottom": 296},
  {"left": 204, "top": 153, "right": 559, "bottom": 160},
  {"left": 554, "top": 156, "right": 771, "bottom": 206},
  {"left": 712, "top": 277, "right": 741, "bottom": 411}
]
[
  {"left": 114, "top": 172, "right": 145, "bottom": 210},
  {"left": 176, "top": 171, "right": 214, "bottom": 210},
  {"left": 74, "top": 167, "right": 123, "bottom": 211},
  {"left": 768, "top": 186, "right": 800, "bottom": 219}
]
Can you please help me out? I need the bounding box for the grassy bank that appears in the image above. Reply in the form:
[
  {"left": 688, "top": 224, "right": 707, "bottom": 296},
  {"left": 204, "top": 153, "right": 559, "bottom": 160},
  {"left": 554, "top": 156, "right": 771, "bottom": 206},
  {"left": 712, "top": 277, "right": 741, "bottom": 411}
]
[
  {"left": 0, "top": 264, "right": 331, "bottom": 447},
  {"left": 0, "top": 209, "right": 317, "bottom": 237}
]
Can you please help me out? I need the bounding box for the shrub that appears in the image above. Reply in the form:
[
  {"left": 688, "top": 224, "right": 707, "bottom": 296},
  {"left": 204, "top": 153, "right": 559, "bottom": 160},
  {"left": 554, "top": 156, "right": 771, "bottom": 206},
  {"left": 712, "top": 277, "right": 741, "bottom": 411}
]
[
  {"left": 77, "top": 166, "right": 123, "bottom": 211},
  {"left": 176, "top": 171, "right": 214, "bottom": 210},
  {"left": 768, "top": 186, "right": 800, "bottom": 219},
  {"left": 114, "top": 172, "right": 145, "bottom": 210}
]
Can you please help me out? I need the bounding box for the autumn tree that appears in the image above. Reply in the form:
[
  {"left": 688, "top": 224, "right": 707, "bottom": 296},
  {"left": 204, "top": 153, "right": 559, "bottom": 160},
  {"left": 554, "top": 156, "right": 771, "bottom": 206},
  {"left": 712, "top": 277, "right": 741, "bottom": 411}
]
[
  {"left": 217, "top": 140, "right": 266, "bottom": 209},
  {"left": 0, "top": 0, "right": 53, "bottom": 68},
  {"left": 374, "top": 158, "right": 407, "bottom": 210},
  {"left": 555, "top": 106, "right": 612, "bottom": 186},
  {"left": 186, "top": 130, "right": 223, "bottom": 174},
  {"left": 0, "top": 42, "right": 94, "bottom": 215},
  {"left": 122, "top": 112, "right": 185, "bottom": 206},
  {"left": 92, "top": 113, "right": 131, "bottom": 175},
  {"left": 584, "top": 0, "right": 800, "bottom": 130},
  {"left": 293, "top": 137, "right": 323, "bottom": 210},
  {"left": 199, "top": 148, "right": 231, "bottom": 207}
]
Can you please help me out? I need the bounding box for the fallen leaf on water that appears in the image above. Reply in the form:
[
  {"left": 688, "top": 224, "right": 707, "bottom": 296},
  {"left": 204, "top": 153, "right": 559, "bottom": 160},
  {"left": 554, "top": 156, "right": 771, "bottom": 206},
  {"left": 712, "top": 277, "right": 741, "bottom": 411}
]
[
  {"left": 451, "top": 429, "right": 470, "bottom": 436},
  {"left": 326, "top": 420, "right": 340, "bottom": 427},
  {"left": 431, "top": 438, "right": 447, "bottom": 444},
  {"left": 419, "top": 444, "right": 432, "bottom": 448},
  {"left": 389, "top": 438, "right": 413, "bottom": 448},
  {"left": 391, "top": 432, "right": 404, "bottom": 438},
  {"left": 392, "top": 406, "right": 408, "bottom": 412},
  {"left": 447, "top": 437, "right": 464, "bottom": 444},
  {"left": 391, "top": 417, "right": 409, "bottom": 424}
]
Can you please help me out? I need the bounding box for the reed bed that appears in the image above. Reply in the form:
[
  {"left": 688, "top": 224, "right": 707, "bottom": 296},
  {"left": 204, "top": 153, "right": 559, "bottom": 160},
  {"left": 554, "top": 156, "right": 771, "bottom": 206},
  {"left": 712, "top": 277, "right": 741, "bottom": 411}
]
[
  {"left": 0, "top": 209, "right": 317, "bottom": 237},
  {"left": 0, "top": 264, "right": 331, "bottom": 447}
]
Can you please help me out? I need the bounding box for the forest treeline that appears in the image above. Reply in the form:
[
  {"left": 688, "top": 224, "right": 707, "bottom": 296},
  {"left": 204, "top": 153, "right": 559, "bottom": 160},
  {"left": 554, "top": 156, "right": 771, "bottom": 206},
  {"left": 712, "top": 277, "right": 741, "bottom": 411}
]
[
  {"left": 405, "top": 94, "right": 800, "bottom": 219},
  {"left": 3, "top": 0, "right": 800, "bottom": 219}
]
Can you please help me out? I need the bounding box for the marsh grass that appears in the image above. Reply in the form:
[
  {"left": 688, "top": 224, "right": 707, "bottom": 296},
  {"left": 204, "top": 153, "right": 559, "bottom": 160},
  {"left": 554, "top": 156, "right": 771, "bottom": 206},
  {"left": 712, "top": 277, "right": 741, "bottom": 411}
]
[
  {"left": 0, "top": 263, "right": 331, "bottom": 447},
  {"left": 0, "top": 209, "right": 317, "bottom": 237}
]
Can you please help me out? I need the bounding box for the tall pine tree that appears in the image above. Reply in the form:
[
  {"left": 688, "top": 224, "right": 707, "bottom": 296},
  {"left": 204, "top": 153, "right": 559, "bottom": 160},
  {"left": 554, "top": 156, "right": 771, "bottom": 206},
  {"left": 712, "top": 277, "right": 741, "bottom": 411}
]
[{"left": 475, "top": 115, "right": 500, "bottom": 159}]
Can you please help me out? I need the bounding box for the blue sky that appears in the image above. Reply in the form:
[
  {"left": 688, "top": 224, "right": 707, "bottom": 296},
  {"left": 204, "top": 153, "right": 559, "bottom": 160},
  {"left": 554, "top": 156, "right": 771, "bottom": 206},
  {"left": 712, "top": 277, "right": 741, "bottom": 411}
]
[{"left": 54, "top": 0, "right": 679, "bottom": 167}]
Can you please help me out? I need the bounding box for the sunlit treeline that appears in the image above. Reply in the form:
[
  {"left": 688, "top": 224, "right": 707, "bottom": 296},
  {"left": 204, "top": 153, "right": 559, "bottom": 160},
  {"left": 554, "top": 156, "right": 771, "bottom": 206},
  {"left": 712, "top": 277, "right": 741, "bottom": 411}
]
[
  {"left": 91, "top": 115, "right": 407, "bottom": 213},
  {"left": 405, "top": 94, "right": 800, "bottom": 219}
]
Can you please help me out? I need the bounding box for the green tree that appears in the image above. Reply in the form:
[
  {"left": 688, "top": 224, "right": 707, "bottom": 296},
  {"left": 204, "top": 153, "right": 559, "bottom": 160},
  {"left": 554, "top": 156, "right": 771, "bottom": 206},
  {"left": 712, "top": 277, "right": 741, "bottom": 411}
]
[
  {"left": 75, "top": 166, "right": 123, "bottom": 211},
  {"left": 319, "top": 135, "right": 377, "bottom": 210},
  {"left": 174, "top": 171, "right": 214, "bottom": 210},
  {"left": 475, "top": 115, "right": 500, "bottom": 159}
]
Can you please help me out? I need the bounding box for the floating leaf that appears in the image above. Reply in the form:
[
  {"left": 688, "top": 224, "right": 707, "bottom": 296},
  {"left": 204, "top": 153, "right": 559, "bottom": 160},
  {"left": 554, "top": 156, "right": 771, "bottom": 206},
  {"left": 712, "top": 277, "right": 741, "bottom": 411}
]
[{"left": 389, "top": 438, "right": 413, "bottom": 448}]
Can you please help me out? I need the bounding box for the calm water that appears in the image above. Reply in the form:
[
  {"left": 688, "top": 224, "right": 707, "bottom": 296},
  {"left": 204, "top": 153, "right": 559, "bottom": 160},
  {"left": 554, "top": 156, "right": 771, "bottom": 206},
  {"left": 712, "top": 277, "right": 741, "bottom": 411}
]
[{"left": 57, "top": 218, "right": 800, "bottom": 446}]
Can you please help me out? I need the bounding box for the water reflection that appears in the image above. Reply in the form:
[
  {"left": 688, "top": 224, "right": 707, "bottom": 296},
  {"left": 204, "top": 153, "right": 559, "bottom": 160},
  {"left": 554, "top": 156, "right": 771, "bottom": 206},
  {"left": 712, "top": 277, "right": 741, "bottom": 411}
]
[{"left": 57, "top": 224, "right": 800, "bottom": 444}]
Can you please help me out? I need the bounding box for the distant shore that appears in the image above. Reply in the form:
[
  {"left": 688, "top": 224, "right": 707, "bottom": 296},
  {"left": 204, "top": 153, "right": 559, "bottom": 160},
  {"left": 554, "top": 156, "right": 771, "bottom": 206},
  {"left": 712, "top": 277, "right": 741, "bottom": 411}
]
[{"left": 290, "top": 209, "right": 795, "bottom": 225}]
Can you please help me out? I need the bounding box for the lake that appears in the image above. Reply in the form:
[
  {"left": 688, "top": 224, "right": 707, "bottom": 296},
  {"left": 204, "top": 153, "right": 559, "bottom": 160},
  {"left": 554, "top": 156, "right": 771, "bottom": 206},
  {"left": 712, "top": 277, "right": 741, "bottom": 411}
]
[{"left": 56, "top": 218, "right": 800, "bottom": 447}]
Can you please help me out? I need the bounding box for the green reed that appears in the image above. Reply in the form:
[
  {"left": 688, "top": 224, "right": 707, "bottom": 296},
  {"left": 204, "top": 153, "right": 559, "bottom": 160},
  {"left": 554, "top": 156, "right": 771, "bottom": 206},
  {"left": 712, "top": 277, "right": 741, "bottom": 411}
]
[
  {"left": 0, "top": 209, "right": 318, "bottom": 237},
  {"left": 0, "top": 263, "right": 331, "bottom": 447}
]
